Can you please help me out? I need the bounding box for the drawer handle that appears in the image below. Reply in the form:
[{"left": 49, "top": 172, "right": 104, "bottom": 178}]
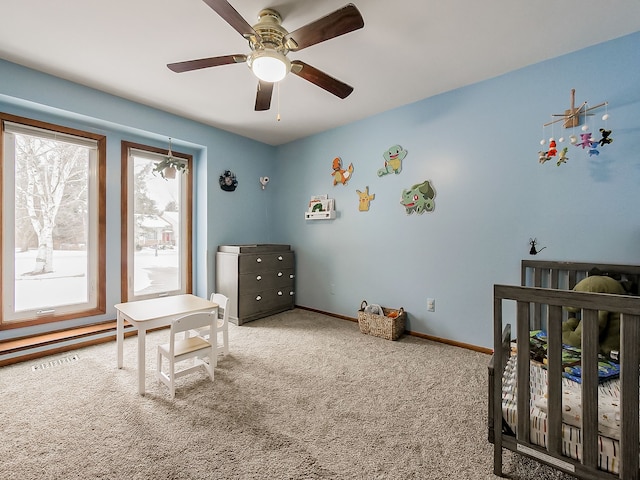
[
  {"left": 277, "top": 291, "right": 283, "bottom": 296},
  {"left": 277, "top": 255, "right": 283, "bottom": 261},
  {"left": 256, "top": 295, "right": 262, "bottom": 301},
  {"left": 256, "top": 275, "right": 262, "bottom": 281},
  {"left": 256, "top": 257, "right": 262, "bottom": 263},
  {"left": 289, "top": 274, "right": 294, "bottom": 279},
  {"left": 277, "top": 272, "right": 283, "bottom": 277},
  {"left": 289, "top": 291, "right": 295, "bottom": 296}
]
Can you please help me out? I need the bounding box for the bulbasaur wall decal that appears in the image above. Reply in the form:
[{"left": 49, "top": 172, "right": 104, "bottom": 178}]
[
  {"left": 400, "top": 180, "right": 436, "bottom": 215},
  {"left": 377, "top": 145, "right": 407, "bottom": 176}
]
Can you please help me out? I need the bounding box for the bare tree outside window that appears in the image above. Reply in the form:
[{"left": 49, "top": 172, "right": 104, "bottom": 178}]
[
  {"left": 15, "top": 135, "right": 89, "bottom": 275},
  {"left": 12, "top": 134, "right": 90, "bottom": 310}
]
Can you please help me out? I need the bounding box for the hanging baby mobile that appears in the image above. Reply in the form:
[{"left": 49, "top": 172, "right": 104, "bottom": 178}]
[
  {"left": 331, "top": 157, "right": 354, "bottom": 186},
  {"left": 538, "top": 89, "right": 612, "bottom": 166},
  {"left": 219, "top": 169, "right": 238, "bottom": 191},
  {"left": 377, "top": 144, "right": 407, "bottom": 176},
  {"left": 400, "top": 180, "right": 436, "bottom": 215}
]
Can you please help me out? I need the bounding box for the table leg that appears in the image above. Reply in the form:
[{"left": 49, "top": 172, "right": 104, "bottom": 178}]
[
  {"left": 117, "top": 311, "right": 124, "bottom": 369},
  {"left": 137, "top": 328, "right": 147, "bottom": 395}
]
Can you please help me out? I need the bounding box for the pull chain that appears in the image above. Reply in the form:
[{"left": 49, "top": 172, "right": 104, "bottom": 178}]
[{"left": 276, "top": 82, "right": 281, "bottom": 122}]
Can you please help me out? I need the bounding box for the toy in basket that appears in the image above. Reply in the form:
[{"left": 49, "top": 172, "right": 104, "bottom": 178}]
[{"left": 357, "top": 300, "right": 406, "bottom": 340}]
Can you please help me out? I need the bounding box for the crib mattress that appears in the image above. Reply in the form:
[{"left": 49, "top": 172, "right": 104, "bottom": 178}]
[{"left": 501, "top": 355, "right": 623, "bottom": 474}]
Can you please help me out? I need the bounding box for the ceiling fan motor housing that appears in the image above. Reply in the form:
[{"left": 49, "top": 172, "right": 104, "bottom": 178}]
[
  {"left": 251, "top": 9, "right": 289, "bottom": 53},
  {"left": 247, "top": 9, "right": 291, "bottom": 81}
]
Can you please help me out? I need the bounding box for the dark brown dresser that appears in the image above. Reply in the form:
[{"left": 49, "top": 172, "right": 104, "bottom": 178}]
[{"left": 215, "top": 244, "right": 295, "bottom": 325}]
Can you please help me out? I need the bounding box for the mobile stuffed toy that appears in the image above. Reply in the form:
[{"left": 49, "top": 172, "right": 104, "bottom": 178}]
[
  {"left": 598, "top": 128, "right": 613, "bottom": 146},
  {"left": 575, "top": 133, "right": 592, "bottom": 149},
  {"left": 556, "top": 147, "right": 569, "bottom": 166},
  {"left": 538, "top": 150, "right": 551, "bottom": 164}
]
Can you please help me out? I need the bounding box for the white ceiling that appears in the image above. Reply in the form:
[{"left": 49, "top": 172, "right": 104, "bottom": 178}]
[{"left": 1, "top": 0, "right": 639, "bottom": 146}]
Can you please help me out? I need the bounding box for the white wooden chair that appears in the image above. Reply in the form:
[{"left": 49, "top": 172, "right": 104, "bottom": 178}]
[
  {"left": 188, "top": 293, "right": 230, "bottom": 364},
  {"left": 156, "top": 312, "right": 216, "bottom": 398}
]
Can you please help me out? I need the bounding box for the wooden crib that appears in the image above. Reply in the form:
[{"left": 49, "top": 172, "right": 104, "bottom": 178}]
[{"left": 489, "top": 260, "right": 640, "bottom": 479}]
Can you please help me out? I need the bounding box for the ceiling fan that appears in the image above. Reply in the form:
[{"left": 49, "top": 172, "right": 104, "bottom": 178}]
[{"left": 167, "top": 0, "right": 364, "bottom": 111}]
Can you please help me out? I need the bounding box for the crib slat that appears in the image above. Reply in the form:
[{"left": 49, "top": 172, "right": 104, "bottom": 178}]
[
  {"left": 532, "top": 268, "right": 543, "bottom": 330},
  {"left": 516, "top": 300, "right": 531, "bottom": 444},
  {"left": 492, "top": 289, "right": 505, "bottom": 476},
  {"left": 580, "top": 309, "right": 599, "bottom": 469},
  {"left": 620, "top": 313, "right": 639, "bottom": 479},
  {"left": 546, "top": 305, "right": 563, "bottom": 455}
]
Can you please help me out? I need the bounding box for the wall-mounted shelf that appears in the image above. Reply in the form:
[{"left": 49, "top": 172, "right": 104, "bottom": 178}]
[
  {"left": 305, "top": 211, "right": 336, "bottom": 220},
  {"left": 305, "top": 194, "right": 335, "bottom": 220}
]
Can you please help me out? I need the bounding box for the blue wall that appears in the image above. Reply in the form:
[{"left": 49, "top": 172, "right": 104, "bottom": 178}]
[
  {"left": 1, "top": 31, "right": 639, "bottom": 350},
  {"left": 274, "top": 31, "right": 640, "bottom": 349},
  {"left": 0, "top": 60, "right": 277, "bottom": 340}
]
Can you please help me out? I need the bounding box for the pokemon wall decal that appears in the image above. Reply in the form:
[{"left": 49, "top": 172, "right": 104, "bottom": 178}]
[
  {"left": 377, "top": 145, "right": 407, "bottom": 176},
  {"left": 331, "top": 157, "right": 354, "bottom": 186},
  {"left": 400, "top": 180, "right": 436, "bottom": 215},
  {"left": 356, "top": 186, "right": 375, "bottom": 211}
]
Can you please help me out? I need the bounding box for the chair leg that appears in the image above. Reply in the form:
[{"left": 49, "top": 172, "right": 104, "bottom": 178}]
[
  {"left": 222, "top": 328, "right": 229, "bottom": 355},
  {"left": 169, "top": 357, "right": 175, "bottom": 398},
  {"left": 156, "top": 349, "right": 162, "bottom": 383},
  {"left": 206, "top": 350, "right": 215, "bottom": 381}
]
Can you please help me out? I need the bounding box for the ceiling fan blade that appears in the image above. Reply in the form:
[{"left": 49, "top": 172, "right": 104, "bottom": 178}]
[
  {"left": 254, "top": 81, "right": 274, "bottom": 111},
  {"left": 201, "top": 0, "right": 257, "bottom": 38},
  {"left": 290, "top": 61, "right": 354, "bottom": 99},
  {"left": 167, "top": 54, "right": 246, "bottom": 73},
  {"left": 284, "top": 4, "right": 364, "bottom": 51}
]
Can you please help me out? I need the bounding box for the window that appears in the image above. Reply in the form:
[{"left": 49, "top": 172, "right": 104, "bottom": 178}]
[
  {"left": 121, "top": 141, "right": 192, "bottom": 302},
  {"left": 1, "top": 113, "right": 106, "bottom": 327}
]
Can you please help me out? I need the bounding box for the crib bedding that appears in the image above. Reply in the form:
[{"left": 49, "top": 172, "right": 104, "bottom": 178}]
[{"left": 501, "top": 355, "right": 627, "bottom": 474}]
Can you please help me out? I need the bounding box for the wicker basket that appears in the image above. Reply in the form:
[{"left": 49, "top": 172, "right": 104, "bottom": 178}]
[{"left": 357, "top": 300, "right": 406, "bottom": 341}]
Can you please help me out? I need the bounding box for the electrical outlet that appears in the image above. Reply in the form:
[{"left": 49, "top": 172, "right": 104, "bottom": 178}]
[{"left": 427, "top": 298, "right": 435, "bottom": 312}]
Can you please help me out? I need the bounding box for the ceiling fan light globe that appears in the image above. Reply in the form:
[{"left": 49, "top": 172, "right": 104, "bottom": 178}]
[{"left": 250, "top": 50, "right": 290, "bottom": 83}]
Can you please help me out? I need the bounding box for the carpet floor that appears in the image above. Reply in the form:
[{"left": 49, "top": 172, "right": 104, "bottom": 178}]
[{"left": 0, "top": 308, "right": 575, "bottom": 479}]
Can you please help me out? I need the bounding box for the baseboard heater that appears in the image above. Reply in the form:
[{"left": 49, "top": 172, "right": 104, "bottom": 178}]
[{"left": 0, "top": 321, "right": 138, "bottom": 367}]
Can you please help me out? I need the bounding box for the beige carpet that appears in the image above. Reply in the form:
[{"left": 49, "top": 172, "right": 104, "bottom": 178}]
[{"left": 0, "top": 309, "right": 574, "bottom": 479}]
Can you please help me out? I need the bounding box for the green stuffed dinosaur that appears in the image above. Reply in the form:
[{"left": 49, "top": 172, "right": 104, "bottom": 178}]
[{"left": 563, "top": 275, "right": 626, "bottom": 358}]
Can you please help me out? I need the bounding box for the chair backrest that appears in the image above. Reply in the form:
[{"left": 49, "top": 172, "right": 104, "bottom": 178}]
[
  {"left": 210, "top": 293, "right": 229, "bottom": 324},
  {"left": 171, "top": 312, "right": 216, "bottom": 343}
]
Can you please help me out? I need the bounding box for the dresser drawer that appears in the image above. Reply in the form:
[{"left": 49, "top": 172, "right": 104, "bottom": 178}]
[
  {"left": 238, "top": 269, "right": 295, "bottom": 294},
  {"left": 238, "top": 252, "right": 294, "bottom": 274},
  {"left": 238, "top": 287, "right": 295, "bottom": 318}
]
